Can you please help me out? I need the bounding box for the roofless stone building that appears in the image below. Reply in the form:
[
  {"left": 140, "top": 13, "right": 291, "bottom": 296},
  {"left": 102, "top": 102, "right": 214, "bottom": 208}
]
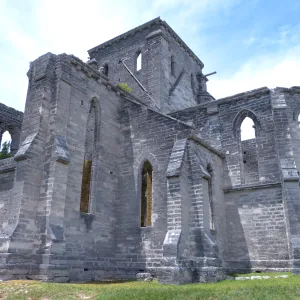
[{"left": 0, "top": 17, "right": 300, "bottom": 284}]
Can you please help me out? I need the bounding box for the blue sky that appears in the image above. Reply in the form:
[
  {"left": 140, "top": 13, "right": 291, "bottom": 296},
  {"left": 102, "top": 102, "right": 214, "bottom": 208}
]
[{"left": 1, "top": 0, "right": 300, "bottom": 114}]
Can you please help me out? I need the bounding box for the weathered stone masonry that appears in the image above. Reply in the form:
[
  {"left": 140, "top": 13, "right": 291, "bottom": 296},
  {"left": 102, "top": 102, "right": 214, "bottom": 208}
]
[{"left": 0, "top": 17, "right": 300, "bottom": 283}]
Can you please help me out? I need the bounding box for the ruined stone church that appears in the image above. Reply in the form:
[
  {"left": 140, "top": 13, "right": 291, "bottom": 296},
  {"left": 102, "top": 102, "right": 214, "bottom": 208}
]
[{"left": 0, "top": 17, "right": 300, "bottom": 284}]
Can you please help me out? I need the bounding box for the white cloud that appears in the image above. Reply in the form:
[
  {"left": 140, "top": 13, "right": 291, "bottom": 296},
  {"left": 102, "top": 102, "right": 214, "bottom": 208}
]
[
  {"left": 208, "top": 43, "right": 300, "bottom": 99},
  {"left": 0, "top": 0, "right": 299, "bottom": 114}
]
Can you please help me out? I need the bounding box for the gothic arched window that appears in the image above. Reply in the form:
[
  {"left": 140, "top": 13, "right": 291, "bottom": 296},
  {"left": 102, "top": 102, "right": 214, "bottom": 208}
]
[
  {"left": 141, "top": 160, "right": 152, "bottom": 227},
  {"left": 240, "top": 117, "right": 256, "bottom": 141},
  {"left": 80, "top": 100, "right": 98, "bottom": 213}
]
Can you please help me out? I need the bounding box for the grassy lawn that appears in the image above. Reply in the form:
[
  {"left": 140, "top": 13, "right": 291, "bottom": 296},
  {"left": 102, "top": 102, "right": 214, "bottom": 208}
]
[{"left": 0, "top": 275, "right": 300, "bottom": 300}]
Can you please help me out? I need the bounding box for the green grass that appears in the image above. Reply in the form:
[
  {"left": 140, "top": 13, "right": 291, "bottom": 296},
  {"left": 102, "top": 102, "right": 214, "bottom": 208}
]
[
  {"left": 229, "top": 271, "right": 290, "bottom": 277},
  {"left": 0, "top": 275, "right": 300, "bottom": 300}
]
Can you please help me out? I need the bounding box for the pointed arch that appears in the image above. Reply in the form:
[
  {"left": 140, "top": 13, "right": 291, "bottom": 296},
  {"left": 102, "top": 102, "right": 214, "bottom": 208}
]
[
  {"left": 80, "top": 98, "right": 100, "bottom": 213},
  {"left": 233, "top": 110, "right": 260, "bottom": 184},
  {"left": 233, "top": 109, "right": 261, "bottom": 139},
  {"left": 141, "top": 160, "right": 153, "bottom": 227}
]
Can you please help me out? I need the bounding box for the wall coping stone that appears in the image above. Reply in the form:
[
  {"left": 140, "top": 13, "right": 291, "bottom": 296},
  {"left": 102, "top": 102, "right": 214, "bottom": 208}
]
[
  {"left": 189, "top": 135, "right": 225, "bottom": 158},
  {"left": 224, "top": 182, "right": 282, "bottom": 193}
]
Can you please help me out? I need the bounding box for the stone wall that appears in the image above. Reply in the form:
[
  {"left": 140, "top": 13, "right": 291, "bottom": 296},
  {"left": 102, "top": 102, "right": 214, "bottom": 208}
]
[
  {"left": 0, "top": 102, "right": 23, "bottom": 154},
  {"left": 170, "top": 88, "right": 292, "bottom": 272},
  {"left": 224, "top": 185, "right": 289, "bottom": 272},
  {"left": 0, "top": 158, "right": 16, "bottom": 234}
]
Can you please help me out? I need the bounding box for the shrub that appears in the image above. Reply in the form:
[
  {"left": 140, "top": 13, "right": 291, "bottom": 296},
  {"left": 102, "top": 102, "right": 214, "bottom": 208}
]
[
  {"left": 0, "top": 141, "right": 12, "bottom": 159},
  {"left": 118, "top": 83, "right": 132, "bottom": 93}
]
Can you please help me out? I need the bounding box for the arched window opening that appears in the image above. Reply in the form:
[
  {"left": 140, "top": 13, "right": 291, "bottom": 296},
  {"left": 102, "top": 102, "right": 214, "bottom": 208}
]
[
  {"left": 207, "top": 165, "right": 214, "bottom": 231},
  {"left": 141, "top": 161, "right": 153, "bottom": 227},
  {"left": 0, "top": 131, "right": 12, "bottom": 159},
  {"left": 202, "top": 164, "right": 214, "bottom": 232},
  {"left": 102, "top": 64, "right": 108, "bottom": 77},
  {"left": 136, "top": 52, "right": 142, "bottom": 71},
  {"left": 240, "top": 117, "right": 256, "bottom": 141},
  {"left": 80, "top": 100, "right": 98, "bottom": 213},
  {"left": 171, "top": 55, "right": 175, "bottom": 76}
]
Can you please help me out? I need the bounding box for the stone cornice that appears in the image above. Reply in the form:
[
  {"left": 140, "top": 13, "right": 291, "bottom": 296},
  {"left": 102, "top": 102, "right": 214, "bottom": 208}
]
[{"left": 87, "top": 17, "right": 204, "bottom": 68}]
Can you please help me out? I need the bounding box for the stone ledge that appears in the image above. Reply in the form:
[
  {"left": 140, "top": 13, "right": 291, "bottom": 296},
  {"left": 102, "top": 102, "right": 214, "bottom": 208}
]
[{"left": 224, "top": 182, "right": 281, "bottom": 193}]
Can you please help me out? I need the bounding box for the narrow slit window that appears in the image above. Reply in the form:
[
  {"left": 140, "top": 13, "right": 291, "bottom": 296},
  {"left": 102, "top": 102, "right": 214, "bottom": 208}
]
[
  {"left": 141, "top": 161, "right": 153, "bottom": 227},
  {"left": 103, "top": 64, "right": 108, "bottom": 77},
  {"left": 136, "top": 52, "right": 142, "bottom": 71},
  {"left": 240, "top": 117, "right": 256, "bottom": 141},
  {"left": 207, "top": 165, "right": 214, "bottom": 231},
  {"left": 298, "top": 114, "right": 300, "bottom": 128},
  {"left": 171, "top": 55, "right": 175, "bottom": 76}
]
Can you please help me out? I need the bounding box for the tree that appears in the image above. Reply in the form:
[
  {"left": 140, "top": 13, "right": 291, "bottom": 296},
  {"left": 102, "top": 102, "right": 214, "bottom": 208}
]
[{"left": 0, "top": 141, "right": 12, "bottom": 159}]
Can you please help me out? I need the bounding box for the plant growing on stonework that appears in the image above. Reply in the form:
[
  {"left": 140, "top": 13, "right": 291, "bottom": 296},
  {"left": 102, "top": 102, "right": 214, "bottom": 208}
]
[
  {"left": 117, "top": 83, "right": 132, "bottom": 93},
  {"left": 0, "top": 141, "right": 12, "bottom": 159}
]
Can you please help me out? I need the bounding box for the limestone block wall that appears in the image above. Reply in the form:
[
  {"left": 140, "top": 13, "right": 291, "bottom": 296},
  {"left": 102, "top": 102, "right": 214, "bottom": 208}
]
[
  {"left": 0, "top": 158, "right": 16, "bottom": 234},
  {"left": 170, "top": 88, "right": 291, "bottom": 272},
  {"left": 187, "top": 139, "right": 226, "bottom": 263},
  {"left": 88, "top": 21, "right": 162, "bottom": 109},
  {"left": 159, "top": 26, "right": 205, "bottom": 113},
  {"left": 116, "top": 98, "right": 192, "bottom": 275},
  {"left": 0, "top": 103, "right": 23, "bottom": 154},
  {"left": 224, "top": 185, "right": 289, "bottom": 272},
  {"left": 284, "top": 87, "right": 300, "bottom": 172},
  {"left": 171, "top": 88, "right": 281, "bottom": 187}
]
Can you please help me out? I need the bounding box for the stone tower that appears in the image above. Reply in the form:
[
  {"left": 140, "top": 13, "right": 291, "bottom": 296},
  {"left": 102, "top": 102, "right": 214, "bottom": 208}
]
[{"left": 88, "top": 17, "right": 214, "bottom": 114}]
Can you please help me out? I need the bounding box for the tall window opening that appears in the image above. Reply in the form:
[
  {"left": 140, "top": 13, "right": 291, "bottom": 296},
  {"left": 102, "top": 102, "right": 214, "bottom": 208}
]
[
  {"left": 207, "top": 165, "right": 214, "bottom": 231},
  {"left": 298, "top": 114, "right": 300, "bottom": 128},
  {"left": 80, "top": 100, "right": 98, "bottom": 213},
  {"left": 136, "top": 52, "right": 142, "bottom": 71},
  {"left": 171, "top": 55, "right": 175, "bottom": 76},
  {"left": 240, "top": 117, "right": 255, "bottom": 141},
  {"left": 202, "top": 164, "right": 214, "bottom": 232},
  {"left": 0, "top": 130, "right": 12, "bottom": 159},
  {"left": 239, "top": 116, "right": 258, "bottom": 184},
  {"left": 141, "top": 161, "right": 153, "bottom": 227},
  {"left": 102, "top": 64, "right": 108, "bottom": 77}
]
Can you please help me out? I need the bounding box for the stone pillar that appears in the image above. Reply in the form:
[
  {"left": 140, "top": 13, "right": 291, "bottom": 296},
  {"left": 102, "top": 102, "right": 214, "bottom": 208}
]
[
  {"left": 160, "top": 139, "right": 193, "bottom": 284},
  {"left": 271, "top": 89, "right": 300, "bottom": 274},
  {"left": 4, "top": 53, "right": 57, "bottom": 258}
]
